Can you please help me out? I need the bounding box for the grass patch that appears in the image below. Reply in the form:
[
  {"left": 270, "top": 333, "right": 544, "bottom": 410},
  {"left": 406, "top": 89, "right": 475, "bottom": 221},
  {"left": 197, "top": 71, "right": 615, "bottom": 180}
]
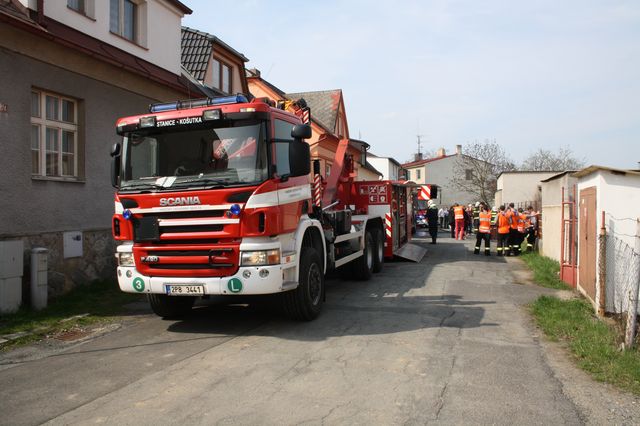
[
  {"left": 520, "top": 251, "right": 570, "bottom": 290},
  {"left": 532, "top": 295, "right": 640, "bottom": 395},
  {"left": 0, "top": 280, "right": 143, "bottom": 351}
]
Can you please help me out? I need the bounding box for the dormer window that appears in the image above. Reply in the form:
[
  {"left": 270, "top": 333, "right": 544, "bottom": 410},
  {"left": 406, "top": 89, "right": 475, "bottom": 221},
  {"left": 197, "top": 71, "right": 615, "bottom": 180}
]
[
  {"left": 211, "top": 58, "right": 232, "bottom": 93},
  {"left": 68, "top": 0, "right": 85, "bottom": 14},
  {"left": 110, "top": 0, "right": 137, "bottom": 42}
]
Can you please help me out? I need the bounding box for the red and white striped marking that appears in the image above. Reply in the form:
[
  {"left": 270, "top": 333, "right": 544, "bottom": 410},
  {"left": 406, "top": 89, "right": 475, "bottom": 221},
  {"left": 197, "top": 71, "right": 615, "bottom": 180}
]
[
  {"left": 313, "top": 174, "right": 322, "bottom": 207},
  {"left": 385, "top": 213, "right": 392, "bottom": 238},
  {"left": 417, "top": 185, "right": 431, "bottom": 200},
  {"left": 302, "top": 107, "right": 311, "bottom": 124}
]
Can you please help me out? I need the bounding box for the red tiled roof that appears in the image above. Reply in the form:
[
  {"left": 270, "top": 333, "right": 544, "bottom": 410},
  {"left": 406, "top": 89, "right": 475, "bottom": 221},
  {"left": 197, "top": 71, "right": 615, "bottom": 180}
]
[{"left": 402, "top": 154, "right": 456, "bottom": 168}]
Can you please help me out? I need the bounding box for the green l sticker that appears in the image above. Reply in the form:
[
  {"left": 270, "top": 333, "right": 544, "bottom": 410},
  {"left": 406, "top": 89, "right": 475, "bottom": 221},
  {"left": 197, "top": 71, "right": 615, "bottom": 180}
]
[
  {"left": 132, "top": 277, "right": 145, "bottom": 292},
  {"left": 227, "top": 278, "right": 243, "bottom": 293}
]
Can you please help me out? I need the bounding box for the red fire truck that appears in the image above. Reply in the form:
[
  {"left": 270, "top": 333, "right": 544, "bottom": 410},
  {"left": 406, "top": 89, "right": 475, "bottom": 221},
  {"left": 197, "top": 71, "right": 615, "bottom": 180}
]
[{"left": 110, "top": 95, "right": 423, "bottom": 320}]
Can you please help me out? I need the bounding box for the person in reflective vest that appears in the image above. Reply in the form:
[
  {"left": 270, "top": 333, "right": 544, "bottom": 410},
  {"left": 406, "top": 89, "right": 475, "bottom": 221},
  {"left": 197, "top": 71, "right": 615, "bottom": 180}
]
[
  {"left": 453, "top": 203, "right": 465, "bottom": 240},
  {"left": 474, "top": 204, "right": 492, "bottom": 256},
  {"left": 512, "top": 207, "right": 527, "bottom": 256},
  {"left": 506, "top": 203, "right": 519, "bottom": 256},
  {"left": 525, "top": 206, "right": 538, "bottom": 252},
  {"left": 472, "top": 201, "right": 480, "bottom": 233},
  {"left": 496, "top": 205, "right": 511, "bottom": 256}
]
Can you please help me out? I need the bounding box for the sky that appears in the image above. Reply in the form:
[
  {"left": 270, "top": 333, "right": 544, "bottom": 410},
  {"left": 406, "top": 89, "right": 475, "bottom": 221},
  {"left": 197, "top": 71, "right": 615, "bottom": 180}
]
[{"left": 182, "top": 0, "right": 640, "bottom": 168}]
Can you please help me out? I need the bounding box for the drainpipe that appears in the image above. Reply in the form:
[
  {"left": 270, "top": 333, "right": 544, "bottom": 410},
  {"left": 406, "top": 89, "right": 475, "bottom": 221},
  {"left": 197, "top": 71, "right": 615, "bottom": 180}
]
[{"left": 36, "top": 0, "right": 46, "bottom": 27}]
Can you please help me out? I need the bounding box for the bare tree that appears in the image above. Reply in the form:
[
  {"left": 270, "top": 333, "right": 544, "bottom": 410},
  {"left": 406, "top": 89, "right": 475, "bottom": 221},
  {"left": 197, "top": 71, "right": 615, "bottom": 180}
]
[
  {"left": 450, "top": 139, "right": 516, "bottom": 205},
  {"left": 521, "top": 146, "right": 585, "bottom": 171}
]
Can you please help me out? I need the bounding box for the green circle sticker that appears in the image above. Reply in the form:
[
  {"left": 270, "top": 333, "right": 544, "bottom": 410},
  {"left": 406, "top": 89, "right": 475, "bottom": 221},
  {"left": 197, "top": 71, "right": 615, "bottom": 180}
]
[
  {"left": 227, "top": 278, "right": 243, "bottom": 293},
  {"left": 132, "top": 277, "right": 145, "bottom": 292}
]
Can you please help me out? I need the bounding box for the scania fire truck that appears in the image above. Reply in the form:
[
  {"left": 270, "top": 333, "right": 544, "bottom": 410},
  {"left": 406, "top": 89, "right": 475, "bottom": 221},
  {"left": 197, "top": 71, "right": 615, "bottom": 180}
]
[{"left": 111, "top": 94, "right": 420, "bottom": 320}]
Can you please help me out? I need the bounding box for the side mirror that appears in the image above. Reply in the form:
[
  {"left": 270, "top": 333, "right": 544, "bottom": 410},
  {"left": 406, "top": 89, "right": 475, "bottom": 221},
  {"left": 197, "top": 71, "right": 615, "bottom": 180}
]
[
  {"left": 288, "top": 141, "right": 310, "bottom": 177},
  {"left": 110, "top": 143, "right": 121, "bottom": 188},
  {"left": 291, "top": 124, "right": 311, "bottom": 140}
]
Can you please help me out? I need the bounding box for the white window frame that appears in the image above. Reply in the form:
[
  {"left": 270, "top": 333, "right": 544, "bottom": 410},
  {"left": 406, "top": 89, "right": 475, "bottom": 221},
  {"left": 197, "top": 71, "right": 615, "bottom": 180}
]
[
  {"left": 210, "top": 57, "right": 233, "bottom": 93},
  {"left": 31, "top": 90, "right": 79, "bottom": 180},
  {"left": 110, "top": 0, "right": 146, "bottom": 45}
]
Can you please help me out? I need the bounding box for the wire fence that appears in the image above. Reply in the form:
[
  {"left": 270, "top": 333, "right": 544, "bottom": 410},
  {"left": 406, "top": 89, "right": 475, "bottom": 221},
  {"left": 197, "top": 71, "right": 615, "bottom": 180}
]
[{"left": 602, "top": 228, "right": 640, "bottom": 316}]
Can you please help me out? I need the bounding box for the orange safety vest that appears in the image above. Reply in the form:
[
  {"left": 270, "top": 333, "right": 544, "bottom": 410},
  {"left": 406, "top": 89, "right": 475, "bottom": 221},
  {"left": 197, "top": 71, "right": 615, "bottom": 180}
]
[
  {"left": 497, "top": 212, "right": 510, "bottom": 234},
  {"left": 507, "top": 210, "right": 518, "bottom": 230},
  {"left": 478, "top": 211, "right": 491, "bottom": 233},
  {"left": 454, "top": 206, "right": 464, "bottom": 220},
  {"left": 517, "top": 213, "right": 526, "bottom": 233}
]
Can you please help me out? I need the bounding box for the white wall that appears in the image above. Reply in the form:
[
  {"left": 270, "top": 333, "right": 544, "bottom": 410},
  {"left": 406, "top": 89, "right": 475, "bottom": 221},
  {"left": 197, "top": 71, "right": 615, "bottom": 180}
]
[
  {"left": 541, "top": 174, "right": 577, "bottom": 262},
  {"left": 425, "top": 156, "right": 477, "bottom": 207},
  {"left": 40, "top": 0, "right": 184, "bottom": 74},
  {"left": 498, "top": 172, "right": 557, "bottom": 206},
  {"left": 369, "top": 157, "right": 401, "bottom": 181},
  {"left": 577, "top": 170, "right": 640, "bottom": 314}
]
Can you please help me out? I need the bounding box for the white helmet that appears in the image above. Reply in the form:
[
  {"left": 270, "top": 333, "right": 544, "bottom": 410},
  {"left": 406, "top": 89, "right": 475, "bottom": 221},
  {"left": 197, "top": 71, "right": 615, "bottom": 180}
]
[{"left": 475, "top": 201, "right": 480, "bottom": 207}]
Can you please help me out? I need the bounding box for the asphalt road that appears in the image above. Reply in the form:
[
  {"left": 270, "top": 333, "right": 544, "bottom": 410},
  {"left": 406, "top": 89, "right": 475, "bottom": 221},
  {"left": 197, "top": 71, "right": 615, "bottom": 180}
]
[{"left": 1, "top": 231, "right": 637, "bottom": 425}]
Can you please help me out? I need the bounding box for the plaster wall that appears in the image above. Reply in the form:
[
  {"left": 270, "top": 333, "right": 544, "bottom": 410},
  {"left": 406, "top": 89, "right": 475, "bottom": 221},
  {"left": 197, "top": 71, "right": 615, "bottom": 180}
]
[{"left": 42, "top": 0, "right": 184, "bottom": 74}]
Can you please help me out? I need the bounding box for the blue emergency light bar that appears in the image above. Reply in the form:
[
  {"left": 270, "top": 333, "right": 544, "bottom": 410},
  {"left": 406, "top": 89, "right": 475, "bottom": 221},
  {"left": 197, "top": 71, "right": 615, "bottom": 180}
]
[{"left": 149, "top": 94, "right": 249, "bottom": 113}]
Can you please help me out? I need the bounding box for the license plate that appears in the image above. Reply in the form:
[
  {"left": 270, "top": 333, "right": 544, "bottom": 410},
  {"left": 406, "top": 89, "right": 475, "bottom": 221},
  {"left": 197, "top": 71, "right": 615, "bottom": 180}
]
[{"left": 165, "top": 284, "right": 205, "bottom": 296}]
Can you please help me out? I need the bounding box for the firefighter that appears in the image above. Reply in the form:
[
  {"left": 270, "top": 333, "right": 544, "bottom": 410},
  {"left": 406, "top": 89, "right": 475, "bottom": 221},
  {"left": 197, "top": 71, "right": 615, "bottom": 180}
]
[
  {"left": 506, "top": 203, "right": 519, "bottom": 256},
  {"left": 490, "top": 205, "right": 498, "bottom": 241},
  {"left": 472, "top": 201, "right": 480, "bottom": 233},
  {"left": 453, "top": 203, "right": 465, "bottom": 240},
  {"left": 525, "top": 206, "right": 537, "bottom": 252},
  {"left": 426, "top": 200, "right": 439, "bottom": 244},
  {"left": 513, "top": 207, "right": 527, "bottom": 256},
  {"left": 496, "top": 205, "right": 510, "bottom": 256},
  {"left": 474, "top": 203, "right": 492, "bottom": 256}
]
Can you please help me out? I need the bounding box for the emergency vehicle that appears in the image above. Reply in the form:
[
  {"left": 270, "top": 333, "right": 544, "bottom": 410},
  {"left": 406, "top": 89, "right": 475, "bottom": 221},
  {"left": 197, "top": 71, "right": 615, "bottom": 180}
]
[{"left": 110, "top": 94, "right": 424, "bottom": 321}]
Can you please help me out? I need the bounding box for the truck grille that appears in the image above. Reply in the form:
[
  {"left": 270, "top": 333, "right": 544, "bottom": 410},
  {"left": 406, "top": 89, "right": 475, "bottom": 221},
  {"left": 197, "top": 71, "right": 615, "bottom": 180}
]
[{"left": 132, "top": 208, "right": 241, "bottom": 277}]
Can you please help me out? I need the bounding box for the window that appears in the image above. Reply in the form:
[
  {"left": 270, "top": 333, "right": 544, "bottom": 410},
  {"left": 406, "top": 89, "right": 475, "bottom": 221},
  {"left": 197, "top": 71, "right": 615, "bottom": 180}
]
[
  {"left": 325, "top": 164, "right": 331, "bottom": 177},
  {"left": 210, "top": 58, "right": 232, "bottom": 93},
  {"left": 273, "top": 119, "right": 294, "bottom": 177},
  {"left": 416, "top": 169, "right": 421, "bottom": 180},
  {"left": 110, "top": 0, "right": 137, "bottom": 42},
  {"left": 68, "top": 0, "right": 85, "bottom": 14},
  {"left": 465, "top": 169, "right": 473, "bottom": 180},
  {"left": 31, "top": 90, "right": 78, "bottom": 178}
]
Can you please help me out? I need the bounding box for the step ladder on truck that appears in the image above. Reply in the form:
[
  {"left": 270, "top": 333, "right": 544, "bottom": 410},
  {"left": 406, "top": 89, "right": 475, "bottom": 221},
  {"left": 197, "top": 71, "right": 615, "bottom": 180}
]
[{"left": 110, "top": 94, "right": 426, "bottom": 321}]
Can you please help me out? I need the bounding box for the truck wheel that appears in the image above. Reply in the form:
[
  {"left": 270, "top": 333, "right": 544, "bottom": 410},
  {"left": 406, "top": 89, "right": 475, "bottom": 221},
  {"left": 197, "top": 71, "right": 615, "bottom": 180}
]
[
  {"left": 372, "top": 227, "right": 384, "bottom": 273},
  {"left": 148, "top": 294, "right": 195, "bottom": 319},
  {"left": 282, "top": 247, "right": 324, "bottom": 321},
  {"left": 353, "top": 231, "right": 374, "bottom": 281}
]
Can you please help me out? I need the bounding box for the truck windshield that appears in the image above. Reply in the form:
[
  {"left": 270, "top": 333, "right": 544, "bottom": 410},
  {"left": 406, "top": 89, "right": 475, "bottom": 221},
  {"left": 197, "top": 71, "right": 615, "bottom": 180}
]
[{"left": 120, "top": 120, "right": 268, "bottom": 191}]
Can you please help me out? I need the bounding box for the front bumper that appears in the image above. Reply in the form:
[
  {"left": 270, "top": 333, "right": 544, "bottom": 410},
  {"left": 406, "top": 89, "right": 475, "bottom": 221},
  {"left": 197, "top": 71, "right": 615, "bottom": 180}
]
[{"left": 117, "top": 264, "right": 290, "bottom": 296}]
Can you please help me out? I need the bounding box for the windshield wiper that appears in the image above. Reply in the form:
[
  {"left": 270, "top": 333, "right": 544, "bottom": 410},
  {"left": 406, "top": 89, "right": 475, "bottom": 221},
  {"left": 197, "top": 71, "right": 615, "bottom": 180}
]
[
  {"left": 119, "top": 181, "right": 166, "bottom": 192},
  {"left": 171, "top": 177, "right": 229, "bottom": 189}
]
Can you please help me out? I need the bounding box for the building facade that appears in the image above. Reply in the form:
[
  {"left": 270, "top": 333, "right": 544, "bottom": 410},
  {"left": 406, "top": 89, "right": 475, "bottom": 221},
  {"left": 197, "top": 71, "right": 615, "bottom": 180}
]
[
  {"left": 368, "top": 153, "right": 405, "bottom": 181},
  {"left": 0, "top": 0, "right": 194, "bottom": 299},
  {"left": 495, "top": 171, "right": 561, "bottom": 209},
  {"left": 402, "top": 146, "right": 479, "bottom": 207}
]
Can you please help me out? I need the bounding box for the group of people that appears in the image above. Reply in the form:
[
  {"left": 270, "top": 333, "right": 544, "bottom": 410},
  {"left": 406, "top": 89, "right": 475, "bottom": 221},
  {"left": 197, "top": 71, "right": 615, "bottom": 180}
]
[{"left": 418, "top": 199, "right": 540, "bottom": 256}]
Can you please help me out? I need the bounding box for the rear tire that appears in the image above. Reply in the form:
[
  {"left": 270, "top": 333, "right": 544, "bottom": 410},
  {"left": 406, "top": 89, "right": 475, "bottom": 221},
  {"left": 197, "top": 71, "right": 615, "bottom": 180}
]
[
  {"left": 353, "top": 231, "right": 374, "bottom": 281},
  {"left": 282, "top": 247, "right": 324, "bottom": 321},
  {"left": 148, "top": 294, "right": 195, "bottom": 319},
  {"left": 371, "top": 227, "right": 385, "bottom": 273}
]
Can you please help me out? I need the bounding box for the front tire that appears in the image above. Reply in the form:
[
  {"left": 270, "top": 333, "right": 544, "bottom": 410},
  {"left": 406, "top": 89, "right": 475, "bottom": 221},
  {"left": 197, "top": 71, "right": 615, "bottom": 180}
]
[
  {"left": 148, "top": 294, "right": 195, "bottom": 319},
  {"left": 282, "top": 247, "right": 324, "bottom": 321}
]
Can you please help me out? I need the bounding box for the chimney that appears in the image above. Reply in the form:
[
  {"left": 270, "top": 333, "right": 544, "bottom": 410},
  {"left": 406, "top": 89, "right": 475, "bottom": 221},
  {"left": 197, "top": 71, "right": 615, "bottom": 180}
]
[
  {"left": 414, "top": 152, "right": 423, "bottom": 162},
  {"left": 249, "top": 68, "right": 260, "bottom": 77},
  {"left": 455, "top": 144, "right": 462, "bottom": 155},
  {"left": 437, "top": 147, "right": 446, "bottom": 157}
]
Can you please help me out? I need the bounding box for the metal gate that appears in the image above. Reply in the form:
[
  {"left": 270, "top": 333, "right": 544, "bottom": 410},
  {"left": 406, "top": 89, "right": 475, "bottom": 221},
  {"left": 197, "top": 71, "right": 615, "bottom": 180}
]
[{"left": 560, "top": 185, "right": 577, "bottom": 287}]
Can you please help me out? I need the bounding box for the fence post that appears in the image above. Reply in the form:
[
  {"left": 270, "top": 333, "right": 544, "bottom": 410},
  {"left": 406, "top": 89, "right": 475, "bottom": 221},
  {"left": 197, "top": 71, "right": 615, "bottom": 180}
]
[
  {"left": 597, "top": 211, "right": 606, "bottom": 316},
  {"left": 623, "top": 218, "right": 640, "bottom": 349}
]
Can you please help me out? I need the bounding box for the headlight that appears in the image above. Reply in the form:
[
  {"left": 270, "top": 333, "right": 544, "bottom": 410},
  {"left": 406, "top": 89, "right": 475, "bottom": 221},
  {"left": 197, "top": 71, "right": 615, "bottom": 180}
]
[
  {"left": 118, "top": 252, "right": 135, "bottom": 266},
  {"left": 241, "top": 249, "right": 280, "bottom": 266}
]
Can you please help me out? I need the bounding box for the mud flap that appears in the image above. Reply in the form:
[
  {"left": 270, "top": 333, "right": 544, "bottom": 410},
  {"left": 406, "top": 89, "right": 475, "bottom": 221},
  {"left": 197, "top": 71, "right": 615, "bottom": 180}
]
[{"left": 394, "top": 243, "right": 427, "bottom": 262}]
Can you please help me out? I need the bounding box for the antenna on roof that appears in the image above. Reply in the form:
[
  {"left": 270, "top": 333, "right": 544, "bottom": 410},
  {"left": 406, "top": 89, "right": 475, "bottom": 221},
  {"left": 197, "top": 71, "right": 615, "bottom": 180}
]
[{"left": 415, "top": 134, "right": 424, "bottom": 161}]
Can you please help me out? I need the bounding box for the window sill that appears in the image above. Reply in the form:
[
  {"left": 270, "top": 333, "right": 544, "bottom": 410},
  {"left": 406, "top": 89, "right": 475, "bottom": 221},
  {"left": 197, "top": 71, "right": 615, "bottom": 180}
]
[
  {"left": 32, "top": 175, "right": 85, "bottom": 184},
  {"left": 109, "top": 31, "right": 148, "bottom": 51}
]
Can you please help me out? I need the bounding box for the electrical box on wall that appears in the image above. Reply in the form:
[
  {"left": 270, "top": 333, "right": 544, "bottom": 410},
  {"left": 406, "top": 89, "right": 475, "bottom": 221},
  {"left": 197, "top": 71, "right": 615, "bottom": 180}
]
[{"left": 63, "top": 231, "right": 83, "bottom": 258}]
